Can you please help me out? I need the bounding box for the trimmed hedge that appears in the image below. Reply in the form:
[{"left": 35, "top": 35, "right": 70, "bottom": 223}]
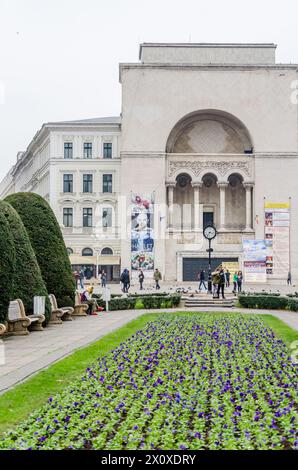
[
  {"left": 287, "top": 298, "right": 298, "bottom": 312},
  {"left": 239, "top": 294, "right": 289, "bottom": 310},
  {"left": 0, "top": 201, "right": 51, "bottom": 323},
  {"left": 6, "top": 193, "right": 75, "bottom": 308},
  {"left": 0, "top": 210, "right": 16, "bottom": 323},
  {"left": 107, "top": 294, "right": 181, "bottom": 311}
]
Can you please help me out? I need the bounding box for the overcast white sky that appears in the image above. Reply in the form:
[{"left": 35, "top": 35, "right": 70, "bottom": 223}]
[{"left": 0, "top": 0, "right": 297, "bottom": 180}]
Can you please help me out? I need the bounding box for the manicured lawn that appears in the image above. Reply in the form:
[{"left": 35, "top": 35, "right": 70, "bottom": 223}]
[{"left": 0, "top": 311, "right": 297, "bottom": 449}]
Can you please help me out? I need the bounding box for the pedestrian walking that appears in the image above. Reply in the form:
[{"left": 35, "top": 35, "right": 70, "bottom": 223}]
[
  {"left": 212, "top": 270, "right": 220, "bottom": 298},
  {"left": 217, "top": 269, "right": 226, "bottom": 299},
  {"left": 138, "top": 269, "right": 145, "bottom": 290},
  {"left": 232, "top": 272, "right": 238, "bottom": 294},
  {"left": 101, "top": 270, "right": 107, "bottom": 288},
  {"left": 287, "top": 271, "right": 292, "bottom": 285},
  {"left": 120, "top": 269, "right": 130, "bottom": 293},
  {"left": 198, "top": 270, "right": 207, "bottom": 291},
  {"left": 237, "top": 271, "right": 243, "bottom": 293},
  {"left": 225, "top": 269, "right": 230, "bottom": 288},
  {"left": 154, "top": 268, "right": 162, "bottom": 290},
  {"left": 79, "top": 268, "right": 85, "bottom": 290}
]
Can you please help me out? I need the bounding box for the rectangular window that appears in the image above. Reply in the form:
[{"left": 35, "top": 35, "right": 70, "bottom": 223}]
[
  {"left": 84, "top": 142, "right": 92, "bottom": 159},
  {"left": 103, "top": 142, "right": 112, "bottom": 159},
  {"left": 103, "top": 174, "right": 113, "bottom": 193},
  {"left": 63, "top": 208, "right": 73, "bottom": 227},
  {"left": 64, "top": 142, "right": 73, "bottom": 159},
  {"left": 83, "top": 208, "right": 93, "bottom": 227},
  {"left": 203, "top": 211, "right": 214, "bottom": 229},
  {"left": 63, "top": 174, "right": 73, "bottom": 193},
  {"left": 102, "top": 208, "right": 112, "bottom": 228},
  {"left": 83, "top": 174, "right": 93, "bottom": 193}
]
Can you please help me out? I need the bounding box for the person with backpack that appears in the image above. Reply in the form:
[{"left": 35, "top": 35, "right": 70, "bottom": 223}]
[
  {"left": 217, "top": 269, "right": 226, "bottom": 299},
  {"left": 120, "top": 269, "right": 130, "bottom": 293}
]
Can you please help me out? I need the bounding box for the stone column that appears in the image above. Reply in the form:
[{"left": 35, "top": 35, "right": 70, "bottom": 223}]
[
  {"left": 218, "top": 182, "right": 228, "bottom": 230},
  {"left": 244, "top": 183, "right": 254, "bottom": 230},
  {"left": 167, "top": 183, "right": 176, "bottom": 228},
  {"left": 192, "top": 182, "right": 202, "bottom": 231}
]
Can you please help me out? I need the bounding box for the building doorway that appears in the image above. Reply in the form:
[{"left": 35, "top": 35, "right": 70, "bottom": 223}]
[{"left": 183, "top": 257, "right": 238, "bottom": 281}]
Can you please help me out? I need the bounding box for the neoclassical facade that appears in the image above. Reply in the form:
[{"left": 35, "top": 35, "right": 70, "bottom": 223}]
[
  {"left": 120, "top": 43, "right": 298, "bottom": 282},
  {"left": 1, "top": 43, "right": 297, "bottom": 283}
]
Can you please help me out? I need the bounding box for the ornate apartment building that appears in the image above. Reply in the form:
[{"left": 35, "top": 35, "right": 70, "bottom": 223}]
[{"left": 1, "top": 43, "right": 298, "bottom": 283}]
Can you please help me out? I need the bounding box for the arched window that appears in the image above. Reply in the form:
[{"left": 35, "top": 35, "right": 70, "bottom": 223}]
[
  {"left": 66, "top": 247, "right": 73, "bottom": 255},
  {"left": 82, "top": 247, "right": 93, "bottom": 256},
  {"left": 101, "top": 247, "right": 113, "bottom": 255}
]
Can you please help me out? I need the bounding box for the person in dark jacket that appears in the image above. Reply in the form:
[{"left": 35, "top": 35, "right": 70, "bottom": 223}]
[
  {"left": 198, "top": 270, "right": 207, "bottom": 291},
  {"left": 237, "top": 271, "right": 243, "bottom": 293},
  {"left": 120, "top": 269, "right": 130, "bottom": 293},
  {"left": 217, "top": 269, "right": 226, "bottom": 299},
  {"left": 138, "top": 269, "right": 145, "bottom": 290}
]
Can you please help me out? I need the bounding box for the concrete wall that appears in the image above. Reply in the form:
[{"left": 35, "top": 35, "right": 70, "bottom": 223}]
[{"left": 121, "top": 67, "right": 297, "bottom": 154}]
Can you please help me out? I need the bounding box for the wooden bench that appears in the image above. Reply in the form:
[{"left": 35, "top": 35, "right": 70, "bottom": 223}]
[
  {"left": 49, "top": 294, "right": 74, "bottom": 322},
  {"left": 7, "top": 300, "right": 45, "bottom": 336},
  {"left": 0, "top": 323, "right": 6, "bottom": 336},
  {"left": 73, "top": 291, "right": 88, "bottom": 317}
]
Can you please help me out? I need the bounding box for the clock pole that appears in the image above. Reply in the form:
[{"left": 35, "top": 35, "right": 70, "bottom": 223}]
[
  {"left": 207, "top": 239, "right": 212, "bottom": 294},
  {"left": 203, "top": 224, "right": 217, "bottom": 295}
]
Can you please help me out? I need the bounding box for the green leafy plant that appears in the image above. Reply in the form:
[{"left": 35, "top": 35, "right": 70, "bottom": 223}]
[{"left": 135, "top": 299, "right": 145, "bottom": 309}]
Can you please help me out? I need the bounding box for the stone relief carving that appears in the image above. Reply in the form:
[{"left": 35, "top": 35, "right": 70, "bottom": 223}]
[{"left": 168, "top": 160, "right": 251, "bottom": 178}]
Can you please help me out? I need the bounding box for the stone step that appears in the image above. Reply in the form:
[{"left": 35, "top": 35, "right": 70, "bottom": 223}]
[{"left": 185, "top": 298, "right": 235, "bottom": 308}]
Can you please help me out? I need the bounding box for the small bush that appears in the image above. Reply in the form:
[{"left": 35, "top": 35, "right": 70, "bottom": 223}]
[
  {"left": 135, "top": 299, "right": 145, "bottom": 309},
  {"left": 0, "top": 210, "right": 15, "bottom": 323}
]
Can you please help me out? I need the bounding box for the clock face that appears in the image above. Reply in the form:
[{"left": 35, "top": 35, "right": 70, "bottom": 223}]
[{"left": 204, "top": 225, "right": 217, "bottom": 240}]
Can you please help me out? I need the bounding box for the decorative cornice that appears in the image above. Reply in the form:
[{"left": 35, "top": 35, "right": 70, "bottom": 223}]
[{"left": 168, "top": 160, "right": 252, "bottom": 178}]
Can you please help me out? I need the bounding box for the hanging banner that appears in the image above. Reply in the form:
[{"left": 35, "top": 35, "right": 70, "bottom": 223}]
[
  {"left": 264, "top": 202, "right": 290, "bottom": 279},
  {"left": 243, "top": 239, "right": 267, "bottom": 283},
  {"left": 131, "top": 193, "right": 154, "bottom": 277}
]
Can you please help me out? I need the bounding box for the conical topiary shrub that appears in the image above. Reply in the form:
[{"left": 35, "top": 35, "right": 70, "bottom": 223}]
[
  {"left": 6, "top": 193, "right": 75, "bottom": 307},
  {"left": 0, "top": 201, "right": 51, "bottom": 323},
  {"left": 0, "top": 210, "right": 16, "bottom": 324}
]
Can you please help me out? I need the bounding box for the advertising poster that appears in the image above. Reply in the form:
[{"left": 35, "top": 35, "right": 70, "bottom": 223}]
[
  {"left": 264, "top": 202, "right": 290, "bottom": 279},
  {"left": 243, "top": 240, "right": 267, "bottom": 283},
  {"left": 131, "top": 193, "right": 154, "bottom": 276}
]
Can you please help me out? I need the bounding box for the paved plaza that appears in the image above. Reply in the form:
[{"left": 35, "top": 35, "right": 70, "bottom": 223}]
[{"left": 0, "top": 306, "right": 298, "bottom": 395}]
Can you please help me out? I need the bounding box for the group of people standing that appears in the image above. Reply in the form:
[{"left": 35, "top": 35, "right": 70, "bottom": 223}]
[
  {"left": 120, "top": 268, "right": 162, "bottom": 292},
  {"left": 198, "top": 268, "right": 243, "bottom": 298}
]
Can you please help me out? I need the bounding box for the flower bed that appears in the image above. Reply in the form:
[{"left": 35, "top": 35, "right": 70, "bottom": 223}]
[{"left": 1, "top": 314, "right": 298, "bottom": 450}]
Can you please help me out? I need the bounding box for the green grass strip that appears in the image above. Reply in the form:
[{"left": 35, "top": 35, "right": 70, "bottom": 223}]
[{"left": 0, "top": 311, "right": 297, "bottom": 435}]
